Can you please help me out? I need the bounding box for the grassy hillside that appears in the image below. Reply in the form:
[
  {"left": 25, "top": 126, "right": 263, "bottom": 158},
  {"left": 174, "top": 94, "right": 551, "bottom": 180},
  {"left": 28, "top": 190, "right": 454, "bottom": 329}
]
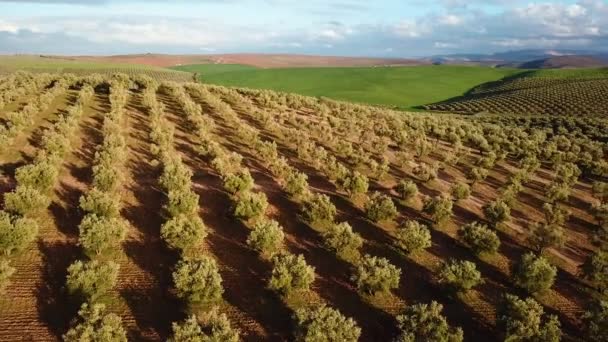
[
  {"left": 0, "top": 56, "right": 193, "bottom": 81},
  {"left": 171, "top": 64, "right": 520, "bottom": 109},
  {"left": 425, "top": 67, "right": 608, "bottom": 115}
]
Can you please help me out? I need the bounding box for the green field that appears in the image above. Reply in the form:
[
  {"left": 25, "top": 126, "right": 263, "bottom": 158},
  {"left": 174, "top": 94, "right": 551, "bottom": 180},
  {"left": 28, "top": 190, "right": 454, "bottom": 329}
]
[{"left": 171, "top": 64, "right": 522, "bottom": 109}]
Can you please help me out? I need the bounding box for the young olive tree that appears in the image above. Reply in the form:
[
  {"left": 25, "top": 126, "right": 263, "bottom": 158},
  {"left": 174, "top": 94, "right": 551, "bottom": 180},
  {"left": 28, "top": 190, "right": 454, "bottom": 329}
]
[
  {"left": 15, "top": 161, "right": 59, "bottom": 193},
  {"left": 223, "top": 170, "right": 254, "bottom": 196},
  {"left": 352, "top": 254, "right": 401, "bottom": 295},
  {"left": 450, "top": 182, "right": 471, "bottom": 201},
  {"left": 438, "top": 259, "right": 483, "bottom": 292},
  {"left": 170, "top": 311, "right": 239, "bottom": 342},
  {"left": 498, "top": 294, "right": 561, "bottom": 342},
  {"left": 365, "top": 192, "right": 398, "bottom": 223},
  {"left": 78, "top": 214, "right": 128, "bottom": 256},
  {"left": 161, "top": 214, "right": 207, "bottom": 254},
  {"left": 483, "top": 200, "right": 511, "bottom": 227},
  {"left": 268, "top": 253, "right": 315, "bottom": 296},
  {"left": 284, "top": 171, "right": 310, "bottom": 199},
  {"left": 79, "top": 188, "right": 121, "bottom": 218},
  {"left": 247, "top": 219, "right": 285, "bottom": 258},
  {"left": 395, "top": 180, "right": 418, "bottom": 203},
  {"left": 395, "top": 220, "right": 431, "bottom": 254},
  {"left": 513, "top": 253, "right": 557, "bottom": 294},
  {"left": 423, "top": 195, "right": 453, "bottom": 224},
  {"left": 580, "top": 248, "right": 608, "bottom": 292},
  {"left": 173, "top": 256, "right": 224, "bottom": 306},
  {"left": 165, "top": 189, "right": 200, "bottom": 217},
  {"left": 233, "top": 192, "right": 268, "bottom": 221},
  {"left": 301, "top": 193, "right": 336, "bottom": 227},
  {"left": 322, "top": 222, "right": 363, "bottom": 261},
  {"left": 294, "top": 305, "right": 361, "bottom": 342},
  {"left": 395, "top": 301, "right": 464, "bottom": 342},
  {"left": 0, "top": 211, "right": 39, "bottom": 256},
  {"left": 4, "top": 186, "right": 50, "bottom": 216},
  {"left": 582, "top": 300, "right": 608, "bottom": 342},
  {"left": 458, "top": 222, "right": 500, "bottom": 255},
  {"left": 66, "top": 260, "right": 119, "bottom": 302},
  {"left": 339, "top": 171, "right": 369, "bottom": 198},
  {"left": 527, "top": 222, "right": 565, "bottom": 253},
  {"left": 63, "top": 303, "right": 127, "bottom": 342}
]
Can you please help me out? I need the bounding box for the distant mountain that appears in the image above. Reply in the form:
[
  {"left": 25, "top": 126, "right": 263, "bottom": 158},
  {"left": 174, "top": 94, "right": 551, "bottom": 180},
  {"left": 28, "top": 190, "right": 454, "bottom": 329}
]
[
  {"left": 430, "top": 49, "right": 608, "bottom": 68},
  {"left": 518, "top": 55, "right": 608, "bottom": 69}
]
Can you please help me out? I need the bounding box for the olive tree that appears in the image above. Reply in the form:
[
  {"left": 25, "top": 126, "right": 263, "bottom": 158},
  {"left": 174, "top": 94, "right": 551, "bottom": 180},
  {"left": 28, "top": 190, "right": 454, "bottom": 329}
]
[
  {"left": 268, "top": 253, "right": 315, "bottom": 295},
  {"left": 339, "top": 171, "right": 369, "bottom": 198},
  {"left": 438, "top": 259, "right": 483, "bottom": 292},
  {"left": 63, "top": 303, "right": 127, "bottom": 342},
  {"left": 4, "top": 186, "right": 50, "bottom": 216},
  {"left": 79, "top": 188, "right": 121, "bottom": 218},
  {"left": 173, "top": 256, "right": 224, "bottom": 305},
  {"left": 395, "top": 180, "right": 418, "bottom": 203},
  {"left": 161, "top": 214, "right": 207, "bottom": 254},
  {"left": 284, "top": 171, "right": 310, "bottom": 199},
  {"left": 233, "top": 192, "right": 268, "bottom": 221},
  {"left": 423, "top": 196, "right": 453, "bottom": 224},
  {"left": 582, "top": 300, "right": 608, "bottom": 342},
  {"left": 483, "top": 200, "right": 511, "bottom": 227},
  {"left": 395, "top": 301, "right": 464, "bottom": 342},
  {"left": 513, "top": 253, "right": 557, "bottom": 294},
  {"left": 352, "top": 254, "right": 401, "bottom": 295},
  {"left": 66, "top": 260, "right": 119, "bottom": 302},
  {"left": 165, "top": 189, "right": 200, "bottom": 217},
  {"left": 395, "top": 220, "right": 431, "bottom": 254},
  {"left": 170, "top": 312, "right": 239, "bottom": 342},
  {"left": 542, "top": 203, "right": 570, "bottom": 226},
  {"left": 527, "top": 222, "right": 565, "bottom": 253},
  {"left": 450, "top": 183, "right": 471, "bottom": 201},
  {"left": 322, "top": 222, "right": 363, "bottom": 261},
  {"left": 247, "top": 219, "right": 285, "bottom": 257},
  {"left": 365, "top": 192, "right": 398, "bottom": 223},
  {"left": 498, "top": 294, "right": 561, "bottom": 342},
  {"left": 458, "top": 222, "right": 500, "bottom": 255},
  {"left": 580, "top": 248, "right": 608, "bottom": 292},
  {"left": 78, "top": 214, "right": 128, "bottom": 256},
  {"left": 0, "top": 211, "right": 39, "bottom": 256},
  {"left": 301, "top": 193, "right": 336, "bottom": 227},
  {"left": 223, "top": 170, "right": 254, "bottom": 196},
  {"left": 294, "top": 305, "right": 361, "bottom": 342},
  {"left": 14, "top": 161, "right": 59, "bottom": 193}
]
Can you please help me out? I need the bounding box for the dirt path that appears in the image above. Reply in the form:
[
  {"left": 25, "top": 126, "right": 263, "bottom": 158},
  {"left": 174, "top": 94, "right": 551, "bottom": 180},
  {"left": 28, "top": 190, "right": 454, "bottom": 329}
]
[{"left": 0, "top": 90, "right": 104, "bottom": 340}]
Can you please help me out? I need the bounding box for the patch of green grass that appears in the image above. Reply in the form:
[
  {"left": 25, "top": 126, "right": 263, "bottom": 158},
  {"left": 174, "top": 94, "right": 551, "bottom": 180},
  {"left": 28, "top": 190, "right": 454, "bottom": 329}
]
[
  {"left": 524, "top": 67, "right": 608, "bottom": 79},
  {"left": 171, "top": 63, "right": 257, "bottom": 75},
  {"left": 177, "top": 65, "right": 522, "bottom": 109}
]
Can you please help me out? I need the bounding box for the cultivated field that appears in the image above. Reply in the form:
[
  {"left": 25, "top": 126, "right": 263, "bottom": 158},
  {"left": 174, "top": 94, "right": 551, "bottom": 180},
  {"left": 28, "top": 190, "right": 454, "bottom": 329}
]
[
  {"left": 176, "top": 65, "right": 519, "bottom": 109},
  {"left": 425, "top": 68, "right": 608, "bottom": 116},
  {"left": 0, "top": 56, "right": 193, "bottom": 82},
  {"left": 0, "top": 71, "right": 607, "bottom": 341}
]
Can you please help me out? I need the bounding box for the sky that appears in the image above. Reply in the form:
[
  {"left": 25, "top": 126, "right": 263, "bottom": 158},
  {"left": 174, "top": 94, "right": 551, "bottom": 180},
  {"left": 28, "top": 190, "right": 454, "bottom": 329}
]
[{"left": 0, "top": 0, "right": 606, "bottom": 57}]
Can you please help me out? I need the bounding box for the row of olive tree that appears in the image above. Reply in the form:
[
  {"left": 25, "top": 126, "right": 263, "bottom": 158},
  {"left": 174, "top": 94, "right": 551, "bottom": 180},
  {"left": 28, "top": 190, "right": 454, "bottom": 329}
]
[
  {"left": 1, "top": 77, "right": 89, "bottom": 296},
  {"left": 63, "top": 76, "right": 130, "bottom": 341},
  {"left": 160, "top": 82, "right": 239, "bottom": 341}
]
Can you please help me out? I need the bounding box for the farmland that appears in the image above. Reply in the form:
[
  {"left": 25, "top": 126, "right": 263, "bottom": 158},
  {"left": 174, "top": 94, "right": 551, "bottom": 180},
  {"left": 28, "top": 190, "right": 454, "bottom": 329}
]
[
  {"left": 0, "top": 70, "right": 606, "bottom": 341},
  {"left": 425, "top": 68, "right": 608, "bottom": 116},
  {"left": 174, "top": 64, "right": 520, "bottom": 109},
  {"left": 0, "top": 56, "right": 193, "bottom": 82}
]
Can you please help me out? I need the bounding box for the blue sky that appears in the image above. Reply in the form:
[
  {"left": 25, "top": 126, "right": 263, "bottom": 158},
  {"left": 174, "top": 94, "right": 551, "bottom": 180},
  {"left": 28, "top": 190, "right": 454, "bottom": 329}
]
[{"left": 0, "top": 0, "right": 606, "bottom": 57}]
